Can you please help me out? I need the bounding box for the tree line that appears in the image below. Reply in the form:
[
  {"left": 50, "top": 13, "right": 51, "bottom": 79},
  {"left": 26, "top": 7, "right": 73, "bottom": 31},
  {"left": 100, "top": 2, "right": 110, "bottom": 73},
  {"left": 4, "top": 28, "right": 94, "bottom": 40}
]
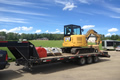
[
  {"left": 0, "top": 32, "right": 64, "bottom": 40},
  {"left": 101, "top": 34, "right": 120, "bottom": 41},
  {"left": 0, "top": 31, "right": 120, "bottom": 41}
]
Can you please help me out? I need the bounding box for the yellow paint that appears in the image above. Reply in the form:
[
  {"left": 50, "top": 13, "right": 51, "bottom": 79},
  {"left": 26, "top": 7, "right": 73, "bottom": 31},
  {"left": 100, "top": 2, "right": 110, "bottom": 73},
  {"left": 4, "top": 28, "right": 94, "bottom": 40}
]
[{"left": 63, "top": 29, "right": 101, "bottom": 48}]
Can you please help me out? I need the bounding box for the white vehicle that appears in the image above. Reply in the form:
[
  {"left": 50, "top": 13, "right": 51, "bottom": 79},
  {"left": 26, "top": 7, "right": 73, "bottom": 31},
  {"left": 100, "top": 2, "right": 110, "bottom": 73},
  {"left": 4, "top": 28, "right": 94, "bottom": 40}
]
[
  {"left": 102, "top": 40, "right": 120, "bottom": 50},
  {"left": 116, "top": 46, "right": 120, "bottom": 51}
]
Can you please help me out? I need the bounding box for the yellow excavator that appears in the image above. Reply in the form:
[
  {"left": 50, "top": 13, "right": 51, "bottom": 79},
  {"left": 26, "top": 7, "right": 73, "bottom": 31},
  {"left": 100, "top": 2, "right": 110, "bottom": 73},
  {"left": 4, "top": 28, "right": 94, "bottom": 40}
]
[{"left": 62, "top": 24, "right": 101, "bottom": 54}]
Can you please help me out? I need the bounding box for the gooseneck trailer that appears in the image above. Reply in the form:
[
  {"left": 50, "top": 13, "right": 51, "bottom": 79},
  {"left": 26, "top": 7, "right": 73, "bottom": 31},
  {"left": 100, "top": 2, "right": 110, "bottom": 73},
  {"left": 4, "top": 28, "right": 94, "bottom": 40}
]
[{"left": 0, "top": 41, "right": 110, "bottom": 69}]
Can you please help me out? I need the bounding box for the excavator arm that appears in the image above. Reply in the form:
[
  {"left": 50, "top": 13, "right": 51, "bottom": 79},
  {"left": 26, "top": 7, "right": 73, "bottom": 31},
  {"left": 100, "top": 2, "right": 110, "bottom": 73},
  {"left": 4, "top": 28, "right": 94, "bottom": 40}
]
[{"left": 85, "top": 29, "right": 101, "bottom": 45}]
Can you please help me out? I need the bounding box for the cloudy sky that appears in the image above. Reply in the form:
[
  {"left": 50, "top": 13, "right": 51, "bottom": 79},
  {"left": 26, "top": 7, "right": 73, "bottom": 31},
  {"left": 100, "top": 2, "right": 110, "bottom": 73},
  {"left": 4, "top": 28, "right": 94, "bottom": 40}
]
[{"left": 0, "top": 0, "right": 120, "bottom": 36}]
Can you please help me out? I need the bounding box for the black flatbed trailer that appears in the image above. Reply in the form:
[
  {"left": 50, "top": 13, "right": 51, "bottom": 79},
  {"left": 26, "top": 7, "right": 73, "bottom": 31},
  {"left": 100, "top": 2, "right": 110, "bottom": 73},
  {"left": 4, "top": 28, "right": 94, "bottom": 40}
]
[{"left": 0, "top": 41, "right": 110, "bottom": 69}]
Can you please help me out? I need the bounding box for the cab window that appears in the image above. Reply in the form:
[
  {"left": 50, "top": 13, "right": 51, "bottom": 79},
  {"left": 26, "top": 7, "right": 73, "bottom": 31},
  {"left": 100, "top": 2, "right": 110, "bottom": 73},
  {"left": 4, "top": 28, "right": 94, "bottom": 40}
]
[
  {"left": 73, "top": 26, "right": 80, "bottom": 35},
  {"left": 65, "top": 26, "right": 72, "bottom": 36}
]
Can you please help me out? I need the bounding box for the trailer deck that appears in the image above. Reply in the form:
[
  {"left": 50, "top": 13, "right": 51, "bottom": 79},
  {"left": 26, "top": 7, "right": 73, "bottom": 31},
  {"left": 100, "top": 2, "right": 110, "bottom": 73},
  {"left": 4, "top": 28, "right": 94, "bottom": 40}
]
[
  {"left": 41, "top": 53, "right": 96, "bottom": 59},
  {"left": 40, "top": 52, "right": 109, "bottom": 63},
  {"left": 0, "top": 41, "right": 110, "bottom": 69},
  {"left": 41, "top": 52, "right": 109, "bottom": 59}
]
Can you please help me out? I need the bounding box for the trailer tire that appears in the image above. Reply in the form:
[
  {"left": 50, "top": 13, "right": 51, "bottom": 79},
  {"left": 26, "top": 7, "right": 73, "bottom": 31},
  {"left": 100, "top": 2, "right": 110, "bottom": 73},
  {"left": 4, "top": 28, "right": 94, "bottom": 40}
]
[
  {"left": 15, "top": 63, "right": 20, "bottom": 66},
  {"left": 77, "top": 58, "right": 86, "bottom": 65},
  {"left": 93, "top": 56, "right": 99, "bottom": 63},
  {"left": 62, "top": 60, "right": 69, "bottom": 63},
  {"left": 94, "top": 49, "right": 98, "bottom": 53},
  {"left": 86, "top": 57, "right": 93, "bottom": 64}
]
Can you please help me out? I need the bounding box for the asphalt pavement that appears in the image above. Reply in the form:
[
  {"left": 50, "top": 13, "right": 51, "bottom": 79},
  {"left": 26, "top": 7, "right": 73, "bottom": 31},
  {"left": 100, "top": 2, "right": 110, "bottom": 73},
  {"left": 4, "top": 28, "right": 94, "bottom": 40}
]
[{"left": 0, "top": 51, "right": 120, "bottom": 80}]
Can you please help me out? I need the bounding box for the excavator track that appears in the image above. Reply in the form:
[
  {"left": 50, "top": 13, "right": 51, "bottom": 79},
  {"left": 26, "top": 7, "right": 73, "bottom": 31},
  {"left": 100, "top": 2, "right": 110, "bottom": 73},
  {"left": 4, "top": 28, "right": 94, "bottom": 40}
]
[
  {"left": 62, "top": 47, "right": 95, "bottom": 54},
  {"left": 71, "top": 48, "right": 95, "bottom": 54}
]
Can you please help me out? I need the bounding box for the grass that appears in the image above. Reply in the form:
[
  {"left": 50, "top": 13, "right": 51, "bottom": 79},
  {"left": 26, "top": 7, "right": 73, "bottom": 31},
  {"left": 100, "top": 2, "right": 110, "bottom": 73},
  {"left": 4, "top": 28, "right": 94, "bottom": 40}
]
[
  {"left": 30, "top": 40, "right": 63, "bottom": 48},
  {"left": 88, "top": 42, "right": 103, "bottom": 50},
  {"left": 0, "top": 47, "right": 16, "bottom": 61},
  {"left": 0, "top": 40, "right": 103, "bottom": 61}
]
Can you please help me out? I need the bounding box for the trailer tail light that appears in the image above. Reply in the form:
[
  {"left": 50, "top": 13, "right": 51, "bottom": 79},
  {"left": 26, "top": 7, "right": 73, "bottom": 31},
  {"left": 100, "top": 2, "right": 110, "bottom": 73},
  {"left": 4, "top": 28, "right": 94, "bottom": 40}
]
[
  {"left": 43, "top": 59, "right": 51, "bottom": 62},
  {"left": 80, "top": 56, "right": 83, "bottom": 57},
  {"left": 57, "top": 58, "right": 64, "bottom": 60},
  {"left": 60, "top": 58, "right": 64, "bottom": 60},
  {"left": 88, "top": 55, "right": 91, "bottom": 57},
  {"left": 71, "top": 57, "right": 74, "bottom": 59},
  {"left": 5, "top": 54, "right": 8, "bottom": 61},
  {"left": 46, "top": 60, "right": 51, "bottom": 62},
  {"left": 22, "top": 41, "right": 28, "bottom": 43},
  {"left": 69, "top": 57, "right": 74, "bottom": 59},
  {"left": 79, "top": 56, "right": 83, "bottom": 58}
]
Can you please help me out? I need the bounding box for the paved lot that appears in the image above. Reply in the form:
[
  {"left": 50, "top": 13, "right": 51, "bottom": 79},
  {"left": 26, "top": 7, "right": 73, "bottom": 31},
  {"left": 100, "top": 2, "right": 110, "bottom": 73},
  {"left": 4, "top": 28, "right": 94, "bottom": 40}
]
[{"left": 0, "top": 51, "right": 120, "bottom": 80}]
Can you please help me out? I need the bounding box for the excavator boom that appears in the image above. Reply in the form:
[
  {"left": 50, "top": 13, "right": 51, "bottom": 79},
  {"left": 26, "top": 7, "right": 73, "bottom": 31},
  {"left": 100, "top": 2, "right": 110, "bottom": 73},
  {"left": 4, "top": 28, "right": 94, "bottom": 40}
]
[{"left": 85, "top": 29, "right": 101, "bottom": 45}]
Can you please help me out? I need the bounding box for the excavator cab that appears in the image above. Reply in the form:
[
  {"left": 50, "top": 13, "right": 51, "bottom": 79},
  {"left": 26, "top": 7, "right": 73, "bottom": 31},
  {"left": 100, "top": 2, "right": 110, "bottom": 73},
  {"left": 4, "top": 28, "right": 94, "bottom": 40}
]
[
  {"left": 64, "top": 24, "right": 83, "bottom": 36},
  {"left": 63, "top": 24, "right": 87, "bottom": 47}
]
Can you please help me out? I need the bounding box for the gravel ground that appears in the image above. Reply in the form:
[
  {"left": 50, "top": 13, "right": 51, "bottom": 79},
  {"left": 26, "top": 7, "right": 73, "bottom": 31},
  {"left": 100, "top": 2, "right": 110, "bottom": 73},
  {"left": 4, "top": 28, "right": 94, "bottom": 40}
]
[{"left": 0, "top": 51, "right": 120, "bottom": 80}]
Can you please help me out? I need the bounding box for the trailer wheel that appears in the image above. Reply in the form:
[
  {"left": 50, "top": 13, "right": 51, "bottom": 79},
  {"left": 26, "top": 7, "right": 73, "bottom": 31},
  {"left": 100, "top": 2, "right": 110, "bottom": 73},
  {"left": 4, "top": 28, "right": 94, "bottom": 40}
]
[
  {"left": 93, "top": 56, "right": 99, "bottom": 63},
  {"left": 86, "top": 57, "right": 93, "bottom": 64},
  {"left": 15, "top": 63, "right": 20, "bottom": 66},
  {"left": 77, "top": 58, "right": 86, "bottom": 65},
  {"left": 94, "top": 49, "right": 98, "bottom": 53},
  {"left": 62, "top": 61, "right": 69, "bottom": 63}
]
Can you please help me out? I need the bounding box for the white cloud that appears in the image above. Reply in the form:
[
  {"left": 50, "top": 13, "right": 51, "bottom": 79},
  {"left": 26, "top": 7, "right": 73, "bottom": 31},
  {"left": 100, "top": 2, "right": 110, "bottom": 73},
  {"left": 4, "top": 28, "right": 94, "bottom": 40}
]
[
  {"left": 0, "top": 0, "right": 34, "bottom": 6},
  {"left": 0, "top": 27, "right": 20, "bottom": 33},
  {"left": 79, "top": 0, "right": 89, "bottom": 4},
  {"left": 82, "top": 25, "right": 95, "bottom": 29},
  {"left": 55, "top": 29, "right": 60, "bottom": 33},
  {"left": 105, "top": 33, "right": 116, "bottom": 37},
  {"left": 55, "top": 0, "right": 66, "bottom": 5},
  {"left": 0, "top": 0, "right": 47, "bottom": 9},
  {"left": 0, "top": 29, "right": 7, "bottom": 32},
  {"left": 46, "top": 29, "right": 62, "bottom": 34},
  {"left": 21, "top": 26, "right": 33, "bottom": 31},
  {"left": 56, "top": 29, "right": 59, "bottom": 31},
  {"left": 35, "top": 30, "right": 41, "bottom": 33},
  {"left": 0, "top": 7, "right": 49, "bottom": 16},
  {"left": 63, "top": 2, "right": 77, "bottom": 11},
  {"left": 60, "top": 32, "right": 64, "bottom": 34},
  {"left": 45, "top": 30, "right": 62, "bottom": 34},
  {"left": 0, "top": 17, "right": 27, "bottom": 23},
  {"left": 9, "top": 27, "right": 21, "bottom": 32},
  {"left": 108, "top": 28, "right": 118, "bottom": 32},
  {"left": 0, "top": 26, "right": 33, "bottom": 33},
  {"left": 78, "top": 0, "right": 97, "bottom": 4},
  {"left": 112, "top": 33, "right": 116, "bottom": 35},
  {"left": 45, "top": 30, "right": 49, "bottom": 33},
  {"left": 110, "top": 16, "right": 120, "bottom": 19},
  {"left": 107, "top": 5, "right": 120, "bottom": 14},
  {"left": 105, "top": 33, "right": 111, "bottom": 36},
  {"left": 19, "top": 33, "right": 22, "bottom": 35},
  {"left": 55, "top": 0, "right": 77, "bottom": 11}
]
